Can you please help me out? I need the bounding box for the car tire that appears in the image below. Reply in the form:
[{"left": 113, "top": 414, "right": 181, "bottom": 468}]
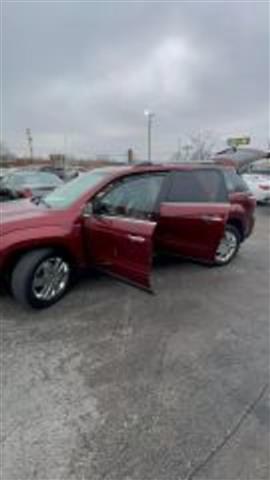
[
  {"left": 11, "top": 249, "right": 71, "bottom": 309},
  {"left": 214, "top": 225, "right": 241, "bottom": 266}
]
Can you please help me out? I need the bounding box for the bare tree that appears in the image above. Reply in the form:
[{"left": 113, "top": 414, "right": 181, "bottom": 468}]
[{"left": 171, "top": 131, "right": 217, "bottom": 163}]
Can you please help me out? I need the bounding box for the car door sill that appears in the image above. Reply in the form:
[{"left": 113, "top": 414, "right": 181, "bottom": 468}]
[
  {"left": 156, "top": 250, "right": 214, "bottom": 266},
  {"left": 95, "top": 266, "right": 154, "bottom": 294}
]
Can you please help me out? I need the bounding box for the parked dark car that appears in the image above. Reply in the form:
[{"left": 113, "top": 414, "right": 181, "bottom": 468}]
[
  {"left": 0, "top": 164, "right": 256, "bottom": 309},
  {"left": 0, "top": 170, "right": 63, "bottom": 202},
  {"left": 39, "top": 166, "right": 83, "bottom": 182}
]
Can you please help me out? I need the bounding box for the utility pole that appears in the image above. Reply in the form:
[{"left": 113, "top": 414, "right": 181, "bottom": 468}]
[
  {"left": 127, "top": 148, "right": 134, "bottom": 164},
  {"left": 177, "top": 138, "right": 182, "bottom": 162},
  {"left": 144, "top": 110, "right": 155, "bottom": 162},
  {"left": 26, "top": 128, "right": 33, "bottom": 162},
  {"left": 63, "top": 134, "right": 67, "bottom": 171}
]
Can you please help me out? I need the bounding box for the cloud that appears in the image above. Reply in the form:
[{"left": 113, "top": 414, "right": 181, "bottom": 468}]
[{"left": 2, "top": 1, "right": 269, "bottom": 158}]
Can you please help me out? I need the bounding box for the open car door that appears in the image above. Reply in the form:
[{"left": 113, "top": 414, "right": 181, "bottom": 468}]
[
  {"left": 157, "top": 202, "right": 230, "bottom": 262},
  {"left": 83, "top": 171, "right": 167, "bottom": 290},
  {"left": 84, "top": 214, "right": 156, "bottom": 290}
]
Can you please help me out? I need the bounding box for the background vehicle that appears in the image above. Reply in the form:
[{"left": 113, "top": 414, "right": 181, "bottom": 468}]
[
  {"left": 248, "top": 159, "right": 270, "bottom": 176},
  {"left": 0, "top": 167, "right": 12, "bottom": 181},
  {"left": 213, "top": 148, "right": 270, "bottom": 204},
  {"left": 0, "top": 164, "right": 256, "bottom": 309},
  {"left": 242, "top": 173, "right": 270, "bottom": 203},
  {"left": 213, "top": 147, "right": 269, "bottom": 173},
  {"left": 0, "top": 170, "right": 63, "bottom": 202},
  {"left": 39, "top": 166, "right": 85, "bottom": 182}
]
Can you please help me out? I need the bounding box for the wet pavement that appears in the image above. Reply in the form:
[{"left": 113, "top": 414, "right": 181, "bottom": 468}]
[{"left": 1, "top": 206, "right": 269, "bottom": 480}]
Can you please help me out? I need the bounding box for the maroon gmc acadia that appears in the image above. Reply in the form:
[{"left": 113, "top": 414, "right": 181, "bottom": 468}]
[{"left": 0, "top": 163, "right": 256, "bottom": 308}]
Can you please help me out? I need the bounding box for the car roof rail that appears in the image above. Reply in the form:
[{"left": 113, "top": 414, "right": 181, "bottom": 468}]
[{"left": 133, "top": 161, "right": 154, "bottom": 167}]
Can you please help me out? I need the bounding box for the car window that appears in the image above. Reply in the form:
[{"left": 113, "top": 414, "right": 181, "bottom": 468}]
[
  {"left": 167, "top": 170, "right": 227, "bottom": 203},
  {"left": 11, "top": 172, "right": 62, "bottom": 187},
  {"left": 223, "top": 170, "right": 249, "bottom": 193},
  {"left": 96, "top": 174, "right": 166, "bottom": 220},
  {"left": 0, "top": 175, "right": 15, "bottom": 189}
]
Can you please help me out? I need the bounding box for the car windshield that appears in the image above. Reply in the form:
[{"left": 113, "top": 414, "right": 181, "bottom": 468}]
[{"left": 44, "top": 169, "right": 111, "bottom": 208}]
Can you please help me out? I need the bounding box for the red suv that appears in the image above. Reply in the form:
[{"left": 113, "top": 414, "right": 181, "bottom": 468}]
[{"left": 0, "top": 164, "right": 256, "bottom": 308}]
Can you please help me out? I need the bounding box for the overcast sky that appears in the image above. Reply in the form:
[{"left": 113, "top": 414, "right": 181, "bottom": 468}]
[{"left": 2, "top": 0, "right": 269, "bottom": 159}]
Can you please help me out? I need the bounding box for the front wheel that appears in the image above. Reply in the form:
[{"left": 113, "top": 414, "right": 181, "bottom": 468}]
[
  {"left": 11, "top": 249, "right": 71, "bottom": 309},
  {"left": 214, "top": 225, "right": 241, "bottom": 266}
]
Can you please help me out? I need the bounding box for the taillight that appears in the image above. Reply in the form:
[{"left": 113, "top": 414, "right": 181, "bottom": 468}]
[{"left": 259, "top": 185, "right": 270, "bottom": 191}]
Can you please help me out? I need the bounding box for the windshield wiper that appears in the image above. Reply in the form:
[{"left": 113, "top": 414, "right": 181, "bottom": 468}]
[{"left": 31, "top": 196, "right": 51, "bottom": 208}]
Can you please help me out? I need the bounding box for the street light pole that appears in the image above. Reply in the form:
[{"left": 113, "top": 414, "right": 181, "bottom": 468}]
[
  {"left": 26, "top": 128, "right": 33, "bottom": 162},
  {"left": 144, "top": 110, "right": 155, "bottom": 162}
]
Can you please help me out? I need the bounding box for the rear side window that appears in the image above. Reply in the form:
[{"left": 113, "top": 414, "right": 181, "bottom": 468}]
[
  {"left": 167, "top": 170, "right": 228, "bottom": 203},
  {"left": 223, "top": 170, "right": 249, "bottom": 193}
]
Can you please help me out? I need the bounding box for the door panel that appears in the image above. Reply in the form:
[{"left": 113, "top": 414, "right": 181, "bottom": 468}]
[
  {"left": 83, "top": 215, "right": 116, "bottom": 266},
  {"left": 156, "top": 202, "right": 230, "bottom": 261},
  {"left": 84, "top": 215, "right": 156, "bottom": 289},
  {"left": 82, "top": 172, "right": 166, "bottom": 289},
  {"left": 108, "top": 217, "right": 156, "bottom": 289}
]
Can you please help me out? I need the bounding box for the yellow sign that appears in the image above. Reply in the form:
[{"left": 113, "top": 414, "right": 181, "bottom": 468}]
[{"left": 227, "top": 137, "right": 251, "bottom": 147}]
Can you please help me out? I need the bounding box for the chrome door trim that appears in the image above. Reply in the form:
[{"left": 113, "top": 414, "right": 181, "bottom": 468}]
[{"left": 98, "top": 214, "right": 156, "bottom": 226}]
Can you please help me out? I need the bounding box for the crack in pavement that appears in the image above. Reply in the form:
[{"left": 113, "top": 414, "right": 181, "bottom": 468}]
[{"left": 184, "top": 382, "right": 269, "bottom": 480}]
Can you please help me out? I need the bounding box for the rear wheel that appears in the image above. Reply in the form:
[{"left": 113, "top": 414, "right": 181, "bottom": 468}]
[
  {"left": 11, "top": 249, "right": 71, "bottom": 309},
  {"left": 214, "top": 225, "right": 241, "bottom": 266}
]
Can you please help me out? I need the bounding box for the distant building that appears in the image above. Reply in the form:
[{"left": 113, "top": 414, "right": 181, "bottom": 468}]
[{"left": 49, "top": 154, "right": 66, "bottom": 168}]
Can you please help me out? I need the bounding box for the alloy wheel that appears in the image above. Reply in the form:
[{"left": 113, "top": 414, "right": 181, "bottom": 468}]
[
  {"left": 215, "top": 230, "right": 238, "bottom": 264},
  {"left": 32, "top": 257, "right": 70, "bottom": 301}
]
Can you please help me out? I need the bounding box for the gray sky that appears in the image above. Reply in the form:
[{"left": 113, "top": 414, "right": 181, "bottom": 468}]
[{"left": 2, "top": 0, "right": 269, "bottom": 160}]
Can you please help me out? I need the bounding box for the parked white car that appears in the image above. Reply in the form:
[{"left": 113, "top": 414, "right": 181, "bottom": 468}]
[{"left": 242, "top": 173, "right": 270, "bottom": 203}]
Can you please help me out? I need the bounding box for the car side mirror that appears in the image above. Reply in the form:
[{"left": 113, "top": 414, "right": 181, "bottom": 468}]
[
  {"left": 92, "top": 197, "right": 105, "bottom": 215},
  {"left": 83, "top": 198, "right": 105, "bottom": 218},
  {"left": 83, "top": 202, "right": 94, "bottom": 218}
]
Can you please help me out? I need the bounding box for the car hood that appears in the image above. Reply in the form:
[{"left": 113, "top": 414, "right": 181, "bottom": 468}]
[{"left": 0, "top": 199, "right": 69, "bottom": 235}]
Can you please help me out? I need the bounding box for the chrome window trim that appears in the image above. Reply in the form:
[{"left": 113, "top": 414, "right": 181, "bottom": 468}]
[{"left": 98, "top": 214, "right": 156, "bottom": 225}]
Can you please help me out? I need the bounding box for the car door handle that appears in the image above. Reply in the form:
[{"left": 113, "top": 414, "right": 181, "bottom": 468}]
[
  {"left": 128, "top": 234, "right": 146, "bottom": 243},
  {"left": 201, "top": 215, "right": 222, "bottom": 222}
]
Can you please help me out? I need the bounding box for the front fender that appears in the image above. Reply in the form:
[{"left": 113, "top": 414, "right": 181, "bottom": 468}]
[{"left": 0, "top": 224, "right": 86, "bottom": 272}]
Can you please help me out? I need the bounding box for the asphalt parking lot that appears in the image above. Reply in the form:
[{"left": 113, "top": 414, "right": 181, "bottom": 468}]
[{"left": 1, "top": 206, "right": 269, "bottom": 480}]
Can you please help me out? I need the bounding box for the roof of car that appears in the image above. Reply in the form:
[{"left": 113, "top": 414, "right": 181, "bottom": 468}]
[
  {"left": 96, "top": 162, "right": 233, "bottom": 175},
  {"left": 10, "top": 169, "right": 58, "bottom": 176}
]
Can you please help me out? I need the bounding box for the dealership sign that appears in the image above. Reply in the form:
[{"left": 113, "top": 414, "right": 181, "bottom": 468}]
[{"left": 227, "top": 136, "right": 251, "bottom": 147}]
